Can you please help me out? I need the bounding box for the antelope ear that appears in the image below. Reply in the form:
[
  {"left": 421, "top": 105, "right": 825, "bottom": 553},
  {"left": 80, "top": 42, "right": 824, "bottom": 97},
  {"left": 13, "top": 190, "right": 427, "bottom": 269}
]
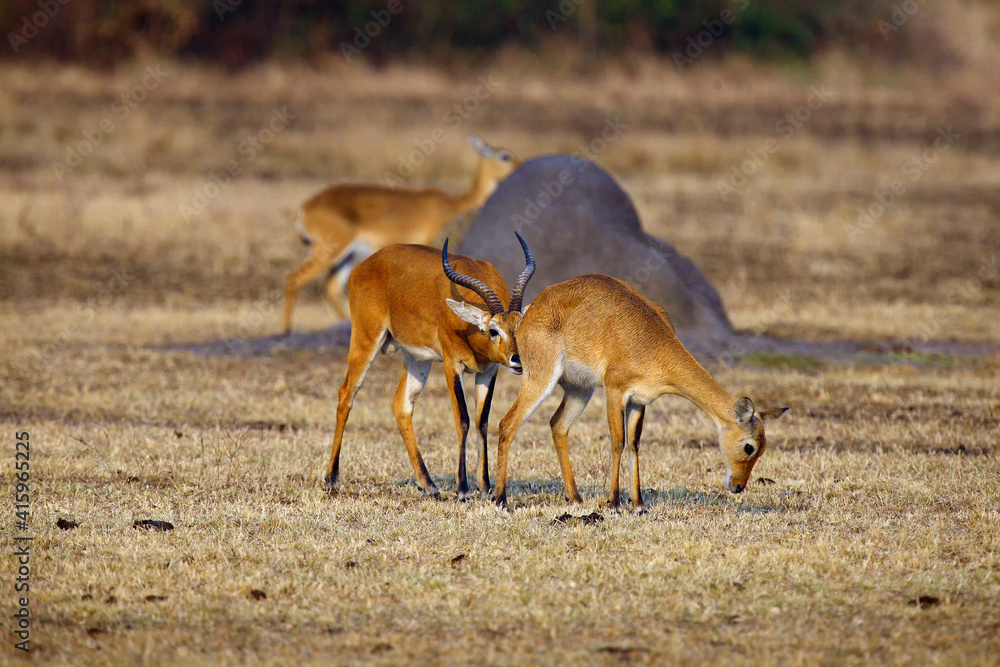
[
  {"left": 758, "top": 407, "right": 789, "bottom": 422},
  {"left": 734, "top": 397, "right": 755, "bottom": 424},
  {"left": 468, "top": 134, "right": 491, "bottom": 156},
  {"left": 446, "top": 299, "right": 488, "bottom": 332}
]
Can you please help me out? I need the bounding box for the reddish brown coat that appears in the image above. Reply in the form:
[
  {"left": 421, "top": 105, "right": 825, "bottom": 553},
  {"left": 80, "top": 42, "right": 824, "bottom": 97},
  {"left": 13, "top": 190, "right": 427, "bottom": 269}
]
[
  {"left": 325, "top": 240, "right": 533, "bottom": 500},
  {"left": 494, "top": 275, "right": 788, "bottom": 511},
  {"left": 282, "top": 136, "right": 519, "bottom": 334}
]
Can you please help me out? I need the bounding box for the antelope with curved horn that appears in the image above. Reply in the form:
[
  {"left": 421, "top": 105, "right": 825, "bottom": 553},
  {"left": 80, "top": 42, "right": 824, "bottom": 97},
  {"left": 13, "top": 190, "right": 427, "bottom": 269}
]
[
  {"left": 324, "top": 233, "right": 535, "bottom": 499},
  {"left": 493, "top": 275, "right": 788, "bottom": 512},
  {"left": 282, "top": 135, "right": 520, "bottom": 334}
]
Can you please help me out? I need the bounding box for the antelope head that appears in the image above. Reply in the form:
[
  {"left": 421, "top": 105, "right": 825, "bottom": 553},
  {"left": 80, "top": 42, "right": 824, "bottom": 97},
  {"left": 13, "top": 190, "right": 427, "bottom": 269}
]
[
  {"left": 720, "top": 397, "right": 789, "bottom": 493},
  {"left": 442, "top": 232, "right": 535, "bottom": 374},
  {"left": 468, "top": 134, "right": 520, "bottom": 194}
]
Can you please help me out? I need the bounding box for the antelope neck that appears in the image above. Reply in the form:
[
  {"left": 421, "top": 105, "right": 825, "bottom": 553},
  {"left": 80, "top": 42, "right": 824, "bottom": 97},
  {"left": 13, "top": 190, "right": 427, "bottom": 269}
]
[
  {"left": 451, "top": 160, "right": 493, "bottom": 214},
  {"left": 656, "top": 341, "right": 738, "bottom": 429}
]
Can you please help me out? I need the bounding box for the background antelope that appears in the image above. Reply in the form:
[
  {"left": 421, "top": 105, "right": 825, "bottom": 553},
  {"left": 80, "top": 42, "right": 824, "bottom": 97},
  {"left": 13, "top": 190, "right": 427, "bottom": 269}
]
[
  {"left": 282, "top": 135, "right": 520, "bottom": 334},
  {"left": 493, "top": 275, "right": 788, "bottom": 512},
  {"left": 324, "top": 234, "right": 535, "bottom": 499}
]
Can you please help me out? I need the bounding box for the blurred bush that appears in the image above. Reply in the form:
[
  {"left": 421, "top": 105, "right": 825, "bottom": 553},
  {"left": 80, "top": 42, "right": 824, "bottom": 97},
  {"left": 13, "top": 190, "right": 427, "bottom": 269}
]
[{"left": 0, "top": 0, "right": 945, "bottom": 67}]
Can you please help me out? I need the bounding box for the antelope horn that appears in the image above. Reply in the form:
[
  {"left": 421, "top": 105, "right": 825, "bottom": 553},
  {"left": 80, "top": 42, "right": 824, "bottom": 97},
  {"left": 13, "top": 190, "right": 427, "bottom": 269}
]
[
  {"left": 508, "top": 232, "right": 535, "bottom": 313},
  {"left": 442, "top": 238, "right": 505, "bottom": 316}
]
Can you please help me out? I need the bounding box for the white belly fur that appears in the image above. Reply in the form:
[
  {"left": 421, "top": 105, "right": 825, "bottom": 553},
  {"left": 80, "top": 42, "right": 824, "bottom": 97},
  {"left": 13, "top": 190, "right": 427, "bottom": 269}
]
[
  {"left": 398, "top": 343, "right": 443, "bottom": 362},
  {"left": 561, "top": 357, "right": 603, "bottom": 389}
]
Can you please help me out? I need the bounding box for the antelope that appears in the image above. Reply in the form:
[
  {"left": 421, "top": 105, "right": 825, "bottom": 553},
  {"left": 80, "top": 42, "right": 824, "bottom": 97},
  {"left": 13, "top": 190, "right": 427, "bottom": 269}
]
[
  {"left": 282, "top": 135, "right": 520, "bottom": 335},
  {"left": 324, "top": 233, "right": 535, "bottom": 500},
  {"left": 493, "top": 275, "right": 788, "bottom": 512}
]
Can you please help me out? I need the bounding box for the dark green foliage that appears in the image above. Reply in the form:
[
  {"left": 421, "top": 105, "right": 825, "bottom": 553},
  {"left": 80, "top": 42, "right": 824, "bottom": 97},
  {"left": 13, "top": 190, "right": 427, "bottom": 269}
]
[{"left": 0, "top": 0, "right": 912, "bottom": 66}]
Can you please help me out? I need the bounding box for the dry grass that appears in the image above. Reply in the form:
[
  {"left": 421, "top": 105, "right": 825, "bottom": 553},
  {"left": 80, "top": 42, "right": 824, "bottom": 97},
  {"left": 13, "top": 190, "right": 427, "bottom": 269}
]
[
  {"left": 2, "top": 54, "right": 999, "bottom": 664},
  {"left": 3, "top": 56, "right": 999, "bottom": 342},
  {"left": 3, "top": 315, "right": 1000, "bottom": 664}
]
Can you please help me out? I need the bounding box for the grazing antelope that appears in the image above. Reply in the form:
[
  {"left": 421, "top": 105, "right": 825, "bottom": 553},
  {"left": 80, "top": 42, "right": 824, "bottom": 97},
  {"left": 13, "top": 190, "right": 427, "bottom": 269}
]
[
  {"left": 282, "top": 135, "right": 520, "bottom": 334},
  {"left": 324, "top": 233, "right": 535, "bottom": 499},
  {"left": 493, "top": 275, "right": 788, "bottom": 512}
]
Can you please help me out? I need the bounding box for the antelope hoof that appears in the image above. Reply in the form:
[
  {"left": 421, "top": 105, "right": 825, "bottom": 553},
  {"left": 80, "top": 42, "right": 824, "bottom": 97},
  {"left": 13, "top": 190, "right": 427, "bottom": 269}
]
[
  {"left": 421, "top": 486, "right": 441, "bottom": 500},
  {"left": 479, "top": 487, "right": 494, "bottom": 501},
  {"left": 323, "top": 476, "right": 339, "bottom": 494},
  {"left": 634, "top": 505, "right": 649, "bottom": 516},
  {"left": 457, "top": 489, "right": 477, "bottom": 502}
]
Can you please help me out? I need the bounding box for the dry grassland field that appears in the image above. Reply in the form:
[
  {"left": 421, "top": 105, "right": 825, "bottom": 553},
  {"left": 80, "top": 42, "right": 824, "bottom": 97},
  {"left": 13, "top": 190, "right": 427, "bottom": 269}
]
[{"left": 1, "top": 52, "right": 1000, "bottom": 665}]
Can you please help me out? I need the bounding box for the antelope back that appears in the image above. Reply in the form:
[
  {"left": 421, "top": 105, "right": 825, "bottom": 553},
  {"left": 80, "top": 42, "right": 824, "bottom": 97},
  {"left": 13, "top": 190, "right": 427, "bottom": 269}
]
[{"left": 515, "top": 275, "right": 677, "bottom": 379}]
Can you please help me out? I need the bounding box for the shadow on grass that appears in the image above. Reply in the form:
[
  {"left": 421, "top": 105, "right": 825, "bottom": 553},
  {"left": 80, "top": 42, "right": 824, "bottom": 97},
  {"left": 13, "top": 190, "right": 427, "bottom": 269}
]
[
  {"left": 496, "top": 478, "right": 789, "bottom": 515},
  {"left": 327, "top": 475, "right": 793, "bottom": 515},
  {"left": 506, "top": 483, "right": 790, "bottom": 514},
  {"left": 394, "top": 475, "right": 574, "bottom": 505},
  {"left": 730, "top": 335, "right": 996, "bottom": 370},
  {"left": 644, "top": 487, "right": 790, "bottom": 514},
  {"left": 163, "top": 323, "right": 997, "bottom": 368},
  {"left": 164, "top": 322, "right": 351, "bottom": 359},
  {"left": 643, "top": 487, "right": 729, "bottom": 507}
]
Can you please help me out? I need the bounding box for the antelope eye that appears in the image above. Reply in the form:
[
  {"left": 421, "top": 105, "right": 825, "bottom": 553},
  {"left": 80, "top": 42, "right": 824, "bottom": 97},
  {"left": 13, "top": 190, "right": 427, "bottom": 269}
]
[
  {"left": 744, "top": 443, "right": 755, "bottom": 456},
  {"left": 488, "top": 327, "right": 499, "bottom": 338},
  {"left": 499, "top": 152, "right": 512, "bottom": 162}
]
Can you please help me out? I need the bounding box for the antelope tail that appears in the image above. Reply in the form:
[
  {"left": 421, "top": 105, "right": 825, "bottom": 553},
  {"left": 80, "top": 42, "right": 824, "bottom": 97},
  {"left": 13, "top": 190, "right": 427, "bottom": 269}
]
[{"left": 295, "top": 210, "right": 313, "bottom": 246}]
